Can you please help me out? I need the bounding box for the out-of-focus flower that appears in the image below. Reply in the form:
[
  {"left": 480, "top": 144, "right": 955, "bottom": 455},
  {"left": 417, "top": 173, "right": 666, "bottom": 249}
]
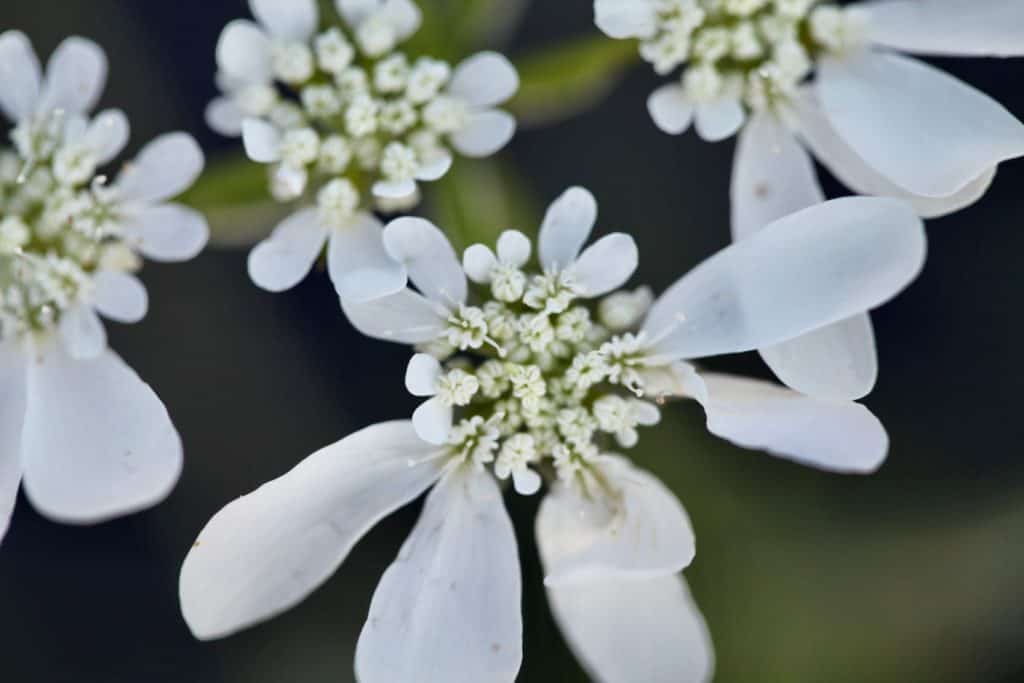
[
  {"left": 179, "top": 187, "right": 924, "bottom": 682},
  {"left": 0, "top": 32, "right": 208, "bottom": 540}
]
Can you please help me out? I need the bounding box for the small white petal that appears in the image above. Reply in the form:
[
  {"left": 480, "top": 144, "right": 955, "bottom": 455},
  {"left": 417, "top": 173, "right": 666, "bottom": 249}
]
[
  {"left": 449, "top": 52, "right": 520, "bottom": 109},
  {"left": 205, "top": 97, "right": 244, "bottom": 137},
  {"left": 538, "top": 186, "right": 598, "bottom": 272},
  {"left": 120, "top": 203, "right": 210, "bottom": 263},
  {"left": 93, "top": 271, "right": 148, "bottom": 324},
  {"left": 379, "top": 0, "right": 423, "bottom": 40},
  {"left": 21, "top": 344, "right": 181, "bottom": 524},
  {"left": 250, "top": 0, "right": 319, "bottom": 41},
  {"left": 83, "top": 109, "right": 130, "bottom": 165},
  {"left": 644, "top": 198, "right": 926, "bottom": 362},
  {"left": 688, "top": 372, "right": 889, "bottom": 473},
  {"left": 818, "top": 52, "right": 1024, "bottom": 198},
  {"left": 570, "top": 233, "right": 638, "bottom": 298},
  {"left": 496, "top": 230, "right": 531, "bottom": 268},
  {"left": 180, "top": 421, "right": 442, "bottom": 640},
  {"left": 405, "top": 353, "right": 442, "bottom": 397},
  {"left": 382, "top": 217, "right": 467, "bottom": 305},
  {"left": 463, "top": 244, "right": 498, "bottom": 284},
  {"left": 327, "top": 212, "right": 408, "bottom": 303},
  {"left": 537, "top": 459, "right": 695, "bottom": 585},
  {"left": 115, "top": 132, "right": 205, "bottom": 204},
  {"left": 356, "top": 469, "right": 522, "bottom": 683},
  {"left": 0, "top": 342, "right": 28, "bottom": 544},
  {"left": 866, "top": 0, "right": 1024, "bottom": 57},
  {"left": 512, "top": 468, "right": 542, "bottom": 496},
  {"left": 594, "top": 0, "right": 659, "bottom": 39},
  {"left": 546, "top": 574, "right": 714, "bottom": 683},
  {"left": 694, "top": 98, "right": 745, "bottom": 142},
  {"left": 58, "top": 304, "right": 107, "bottom": 360},
  {"left": 341, "top": 289, "right": 449, "bottom": 345},
  {"left": 412, "top": 397, "right": 453, "bottom": 445},
  {"left": 372, "top": 178, "right": 417, "bottom": 199},
  {"left": 648, "top": 84, "right": 695, "bottom": 135},
  {"left": 450, "top": 109, "right": 516, "bottom": 158},
  {"left": 0, "top": 31, "right": 42, "bottom": 122},
  {"left": 415, "top": 151, "right": 452, "bottom": 181},
  {"left": 215, "top": 20, "right": 273, "bottom": 85},
  {"left": 241, "top": 118, "right": 282, "bottom": 163},
  {"left": 38, "top": 36, "right": 107, "bottom": 115},
  {"left": 248, "top": 208, "right": 329, "bottom": 292}
]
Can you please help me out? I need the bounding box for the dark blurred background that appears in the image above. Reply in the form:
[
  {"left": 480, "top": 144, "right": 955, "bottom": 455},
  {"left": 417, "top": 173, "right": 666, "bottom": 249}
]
[{"left": 2, "top": 1, "right": 1023, "bottom": 681}]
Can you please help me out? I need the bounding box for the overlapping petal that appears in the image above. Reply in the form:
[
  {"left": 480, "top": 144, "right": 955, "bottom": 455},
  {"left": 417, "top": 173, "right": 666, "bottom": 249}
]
[{"left": 865, "top": 0, "right": 1024, "bottom": 57}]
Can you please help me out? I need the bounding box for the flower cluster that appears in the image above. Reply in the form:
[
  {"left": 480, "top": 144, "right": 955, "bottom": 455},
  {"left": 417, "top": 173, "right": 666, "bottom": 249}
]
[
  {"left": 0, "top": 32, "right": 208, "bottom": 537},
  {"left": 212, "top": 0, "right": 518, "bottom": 300}
]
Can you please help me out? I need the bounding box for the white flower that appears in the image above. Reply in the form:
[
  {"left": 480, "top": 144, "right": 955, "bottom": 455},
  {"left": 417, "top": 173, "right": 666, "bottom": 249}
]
[{"left": 0, "top": 34, "right": 209, "bottom": 540}]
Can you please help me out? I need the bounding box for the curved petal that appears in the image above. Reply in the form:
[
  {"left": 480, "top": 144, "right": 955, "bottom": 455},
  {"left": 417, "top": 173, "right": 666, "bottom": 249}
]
[
  {"left": 382, "top": 217, "right": 467, "bottom": 305},
  {"left": 327, "top": 212, "right": 408, "bottom": 304},
  {"left": 58, "top": 304, "right": 107, "bottom": 360},
  {"left": 539, "top": 186, "right": 598, "bottom": 272},
  {"left": 648, "top": 84, "right": 695, "bottom": 135},
  {"left": 688, "top": 372, "right": 889, "bottom": 473},
  {"left": 380, "top": 0, "right": 423, "bottom": 40},
  {"left": 794, "top": 89, "right": 997, "bottom": 219},
  {"left": 450, "top": 109, "right": 516, "bottom": 158},
  {"left": 449, "top": 52, "right": 520, "bottom": 109},
  {"left": 120, "top": 203, "right": 210, "bottom": 263},
  {"left": 818, "top": 52, "right": 1024, "bottom": 198},
  {"left": 248, "top": 208, "right": 329, "bottom": 292},
  {"left": 643, "top": 197, "right": 926, "bottom": 362},
  {"left": 415, "top": 151, "right": 452, "bottom": 181},
  {"left": 546, "top": 574, "right": 714, "bottom": 683},
  {"left": 372, "top": 178, "right": 417, "bottom": 199},
  {"left": 241, "top": 118, "right": 282, "bottom": 163},
  {"left": 250, "top": 0, "right": 319, "bottom": 41},
  {"left": 356, "top": 469, "right": 522, "bottom": 683},
  {"left": 570, "top": 233, "right": 638, "bottom": 298},
  {"left": 93, "top": 270, "right": 148, "bottom": 324},
  {"left": 865, "top": 0, "right": 1024, "bottom": 57},
  {"left": 694, "top": 99, "right": 745, "bottom": 142},
  {"left": 730, "top": 111, "right": 824, "bottom": 241},
  {"left": 0, "top": 342, "right": 28, "bottom": 544},
  {"left": 21, "top": 345, "right": 181, "bottom": 524},
  {"left": 38, "top": 36, "right": 107, "bottom": 115},
  {"left": 537, "top": 460, "right": 695, "bottom": 585},
  {"left": 205, "top": 97, "right": 244, "bottom": 137},
  {"left": 594, "top": 0, "right": 658, "bottom": 39},
  {"left": 0, "top": 30, "right": 42, "bottom": 122},
  {"left": 341, "top": 288, "right": 449, "bottom": 345},
  {"left": 115, "top": 133, "right": 205, "bottom": 204},
  {"left": 412, "top": 396, "right": 453, "bottom": 445},
  {"left": 83, "top": 109, "right": 130, "bottom": 165},
  {"left": 215, "top": 20, "right": 272, "bottom": 85},
  {"left": 405, "top": 353, "right": 442, "bottom": 397},
  {"left": 180, "top": 421, "right": 443, "bottom": 640},
  {"left": 463, "top": 244, "right": 498, "bottom": 283},
  {"left": 496, "top": 230, "right": 531, "bottom": 268}
]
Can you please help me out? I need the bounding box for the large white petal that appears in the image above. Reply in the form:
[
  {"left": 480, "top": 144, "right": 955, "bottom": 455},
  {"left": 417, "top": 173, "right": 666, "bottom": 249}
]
[
  {"left": 643, "top": 197, "right": 926, "bottom": 362},
  {"left": 382, "top": 217, "right": 467, "bottom": 305},
  {"left": 58, "top": 304, "right": 107, "bottom": 360},
  {"left": 537, "top": 460, "right": 695, "bottom": 585},
  {"left": 120, "top": 203, "right": 210, "bottom": 263},
  {"left": 38, "top": 36, "right": 107, "bottom": 116},
  {"left": 83, "top": 109, "right": 130, "bottom": 165},
  {"left": 689, "top": 372, "right": 889, "bottom": 473},
  {"left": 538, "top": 186, "right": 598, "bottom": 272},
  {"left": 327, "top": 212, "right": 408, "bottom": 304},
  {"left": 546, "top": 574, "right": 714, "bottom": 683},
  {"left": 180, "top": 421, "right": 443, "bottom": 640},
  {"left": 356, "top": 469, "right": 522, "bottom": 683},
  {"left": 818, "top": 52, "right": 1024, "bottom": 198},
  {"left": 341, "top": 289, "right": 449, "bottom": 345},
  {"left": 0, "top": 31, "right": 41, "bottom": 122},
  {"left": 215, "top": 20, "right": 273, "bottom": 85},
  {"left": 115, "top": 133, "right": 205, "bottom": 204},
  {"left": 648, "top": 84, "right": 695, "bottom": 135},
  {"left": 21, "top": 345, "right": 181, "bottom": 524},
  {"left": 92, "top": 270, "right": 148, "bottom": 324},
  {"left": 241, "top": 118, "right": 282, "bottom": 163},
  {"left": 594, "top": 0, "right": 658, "bottom": 39},
  {"left": 794, "top": 89, "right": 997, "bottom": 219},
  {"left": 865, "top": 0, "right": 1024, "bottom": 57},
  {"left": 450, "top": 109, "right": 516, "bottom": 158},
  {"left": 248, "top": 208, "right": 329, "bottom": 292},
  {"left": 569, "top": 233, "right": 638, "bottom": 298},
  {"left": 205, "top": 97, "right": 244, "bottom": 137},
  {"left": 449, "top": 52, "right": 520, "bottom": 109},
  {"left": 0, "top": 342, "right": 28, "bottom": 544},
  {"left": 250, "top": 0, "right": 319, "bottom": 41}
]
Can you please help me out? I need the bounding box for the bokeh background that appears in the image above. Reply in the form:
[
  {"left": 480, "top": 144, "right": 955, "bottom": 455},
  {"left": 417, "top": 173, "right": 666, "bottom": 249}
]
[{"left": 2, "top": 1, "right": 1023, "bottom": 681}]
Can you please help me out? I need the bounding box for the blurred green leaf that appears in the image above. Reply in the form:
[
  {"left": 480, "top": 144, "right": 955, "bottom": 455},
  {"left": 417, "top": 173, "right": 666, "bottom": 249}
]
[
  {"left": 180, "top": 153, "right": 289, "bottom": 248},
  {"left": 509, "top": 34, "right": 639, "bottom": 128},
  {"left": 407, "top": 0, "right": 527, "bottom": 59}
]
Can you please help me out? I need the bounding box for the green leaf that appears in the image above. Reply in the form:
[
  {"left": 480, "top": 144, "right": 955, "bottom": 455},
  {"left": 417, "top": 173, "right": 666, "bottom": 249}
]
[{"left": 509, "top": 34, "right": 640, "bottom": 128}]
